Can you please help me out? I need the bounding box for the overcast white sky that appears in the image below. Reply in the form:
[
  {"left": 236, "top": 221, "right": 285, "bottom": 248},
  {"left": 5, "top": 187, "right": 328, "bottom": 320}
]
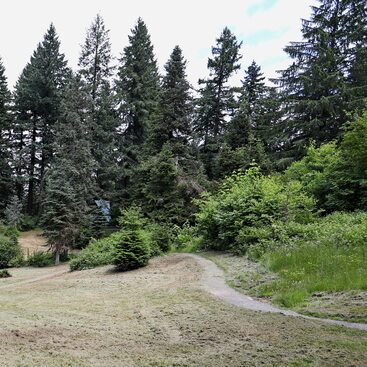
[{"left": 0, "top": 0, "right": 318, "bottom": 89}]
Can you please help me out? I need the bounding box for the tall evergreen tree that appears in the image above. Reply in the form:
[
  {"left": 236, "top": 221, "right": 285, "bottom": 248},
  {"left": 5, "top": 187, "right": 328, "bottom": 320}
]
[
  {"left": 114, "top": 18, "right": 160, "bottom": 207},
  {"left": 195, "top": 27, "right": 242, "bottom": 177},
  {"left": 147, "top": 46, "right": 192, "bottom": 158},
  {"left": 274, "top": 0, "right": 367, "bottom": 164},
  {"left": 41, "top": 77, "right": 95, "bottom": 264},
  {"left": 13, "top": 24, "right": 70, "bottom": 214},
  {"left": 78, "top": 14, "right": 118, "bottom": 199},
  {"left": 0, "top": 58, "right": 13, "bottom": 212},
  {"left": 116, "top": 18, "right": 160, "bottom": 150}
]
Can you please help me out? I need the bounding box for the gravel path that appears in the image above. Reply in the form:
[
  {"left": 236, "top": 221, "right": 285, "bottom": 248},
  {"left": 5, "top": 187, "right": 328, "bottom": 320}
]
[
  {"left": 187, "top": 253, "right": 367, "bottom": 331},
  {"left": 0, "top": 269, "right": 68, "bottom": 290}
]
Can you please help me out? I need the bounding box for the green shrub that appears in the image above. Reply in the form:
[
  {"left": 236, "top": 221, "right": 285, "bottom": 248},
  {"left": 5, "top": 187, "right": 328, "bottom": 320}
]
[
  {"left": 114, "top": 207, "right": 150, "bottom": 271},
  {"left": 150, "top": 224, "right": 172, "bottom": 253},
  {"left": 195, "top": 167, "right": 316, "bottom": 254},
  {"left": 8, "top": 252, "right": 26, "bottom": 267},
  {"left": 19, "top": 215, "right": 39, "bottom": 231},
  {"left": 0, "top": 269, "right": 11, "bottom": 278},
  {"left": 69, "top": 235, "right": 116, "bottom": 271},
  {"left": 27, "top": 251, "right": 54, "bottom": 267},
  {"left": 0, "top": 236, "right": 22, "bottom": 268},
  {"left": 172, "top": 224, "right": 202, "bottom": 253},
  {"left": 2, "top": 226, "right": 20, "bottom": 241}
]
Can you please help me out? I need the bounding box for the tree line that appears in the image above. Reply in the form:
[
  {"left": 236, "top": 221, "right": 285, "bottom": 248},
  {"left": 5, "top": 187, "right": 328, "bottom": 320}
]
[{"left": 0, "top": 0, "right": 366, "bottom": 258}]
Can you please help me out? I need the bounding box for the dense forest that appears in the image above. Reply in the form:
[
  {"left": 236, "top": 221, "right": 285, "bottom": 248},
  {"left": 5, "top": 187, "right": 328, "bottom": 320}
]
[{"left": 0, "top": 0, "right": 366, "bottom": 272}]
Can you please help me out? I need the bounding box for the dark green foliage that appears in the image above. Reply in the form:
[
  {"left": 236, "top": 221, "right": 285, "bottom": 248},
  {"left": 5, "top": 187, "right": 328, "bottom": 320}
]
[
  {"left": 114, "top": 207, "right": 150, "bottom": 271},
  {"left": 18, "top": 215, "right": 39, "bottom": 231},
  {"left": 0, "top": 236, "right": 21, "bottom": 268},
  {"left": 147, "top": 46, "right": 192, "bottom": 158},
  {"left": 27, "top": 251, "right": 54, "bottom": 267},
  {"left": 13, "top": 24, "right": 71, "bottom": 214},
  {"left": 78, "top": 14, "right": 118, "bottom": 199},
  {"left": 115, "top": 18, "right": 160, "bottom": 150},
  {"left": 149, "top": 223, "right": 171, "bottom": 253},
  {"left": 4, "top": 196, "right": 22, "bottom": 228},
  {"left": 195, "top": 27, "right": 242, "bottom": 178},
  {"left": 41, "top": 77, "right": 96, "bottom": 263},
  {"left": 0, "top": 269, "right": 11, "bottom": 278},
  {"left": 0, "top": 58, "right": 13, "bottom": 213},
  {"left": 273, "top": 0, "right": 367, "bottom": 163}
]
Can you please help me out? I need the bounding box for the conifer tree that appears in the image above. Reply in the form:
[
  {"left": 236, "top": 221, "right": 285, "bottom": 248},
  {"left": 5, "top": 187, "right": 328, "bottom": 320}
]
[
  {"left": 274, "top": 0, "right": 367, "bottom": 163},
  {"left": 13, "top": 24, "right": 70, "bottom": 214},
  {"left": 41, "top": 77, "right": 96, "bottom": 264},
  {"left": 147, "top": 46, "right": 192, "bottom": 158},
  {"left": 116, "top": 18, "right": 160, "bottom": 151},
  {"left": 0, "top": 58, "right": 13, "bottom": 213},
  {"left": 114, "top": 18, "right": 160, "bottom": 206},
  {"left": 78, "top": 14, "right": 118, "bottom": 199},
  {"left": 195, "top": 27, "right": 242, "bottom": 177}
]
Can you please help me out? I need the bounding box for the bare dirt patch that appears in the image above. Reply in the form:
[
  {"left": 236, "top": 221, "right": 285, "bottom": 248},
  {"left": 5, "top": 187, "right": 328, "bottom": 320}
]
[
  {"left": 18, "top": 230, "right": 48, "bottom": 258},
  {"left": 0, "top": 254, "right": 366, "bottom": 366}
]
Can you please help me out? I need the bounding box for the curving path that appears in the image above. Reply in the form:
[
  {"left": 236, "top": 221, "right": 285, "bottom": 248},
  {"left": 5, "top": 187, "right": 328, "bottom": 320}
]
[{"left": 186, "top": 253, "right": 367, "bottom": 332}]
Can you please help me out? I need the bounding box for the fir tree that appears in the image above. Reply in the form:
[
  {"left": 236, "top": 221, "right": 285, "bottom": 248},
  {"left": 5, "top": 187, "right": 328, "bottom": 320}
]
[
  {"left": 195, "top": 27, "right": 242, "bottom": 177},
  {"left": 0, "top": 58, "right": 13, "bottom": 212},
  {"left": 41, "top": 77, "right": 96, "bottom": 264},
  {"left": 78, "top": 14, "right": 118, "bottom": 199},
  {"left": 274, "top": 0, "right": 367, "bottom": 163},
  {"left": 13, "top": 24, "right": 70, "bottom": 214}
]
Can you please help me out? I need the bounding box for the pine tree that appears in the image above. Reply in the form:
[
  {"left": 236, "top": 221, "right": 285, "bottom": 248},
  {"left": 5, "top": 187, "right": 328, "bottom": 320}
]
[
  {"left": 147, "top": 46, "right": 192, "bottom": 158},
  {"left": 41, "top": 77, "right": 96, "bottom": 264},
  {"left": 13, "top": 24, "right": 70, "bottom": 214},
  {"left": 195, "top": 27, "right": 242, "bottom": 178},
  {"left": 78, "top": 14, "right": 118, "bottom": 199},
  {"left": 273, "top": 0, "right": 367, "bottom": 163},
  {"left": 0, "top": 58, "right": 13, "bottom": 213}
]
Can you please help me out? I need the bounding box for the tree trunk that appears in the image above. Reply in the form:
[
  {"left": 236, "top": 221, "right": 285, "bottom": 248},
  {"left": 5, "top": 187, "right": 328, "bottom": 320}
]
[{"left": 55, "top": 249, "right": 60, "bottom": 265}]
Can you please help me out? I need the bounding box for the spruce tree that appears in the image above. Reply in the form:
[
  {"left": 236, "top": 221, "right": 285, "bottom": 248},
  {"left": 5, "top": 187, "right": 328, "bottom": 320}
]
[
  {"left": 41, "top": 77, "right": 96, "bottom": 264},
  {"left": 13, "top": 24, "right": 70, "bottom": 214},
  {"left": 147, "top": 46, "right": 192, "bottom": 158},
  {"left": 274, "top": 0, "right": 367, "bottom": 163},
  {"left": 195, "top": 27, "right": 242, "bottom": 177},
  {"left": 114, "top": 18, "right": 160, "bottom": 207},
  {"left": 0, "top": 58, "right": 13, "bottom": 213},
  {"left": 78, "top": 14, "right": 118, "bottom": 199}
]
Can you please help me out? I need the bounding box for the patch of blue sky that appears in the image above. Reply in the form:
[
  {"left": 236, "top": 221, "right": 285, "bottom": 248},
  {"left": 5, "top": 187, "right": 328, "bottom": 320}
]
[
  {"left": 240, "top": 27, "right": 289, "bottom": 46},
  {"left": 260, "top": 55, "right": 289, "bottom": 68},
  {"left": 247, "top": 0, "right": 279, "bottom": 16}
]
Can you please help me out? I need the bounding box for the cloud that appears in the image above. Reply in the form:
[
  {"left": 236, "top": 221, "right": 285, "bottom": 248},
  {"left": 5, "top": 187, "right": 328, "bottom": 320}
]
[
  {"left": 240, "top": 27, "right": 289, "bottom": 46},
  {"left": 247, "top": 0, "right": 279, "bottom": 16}
]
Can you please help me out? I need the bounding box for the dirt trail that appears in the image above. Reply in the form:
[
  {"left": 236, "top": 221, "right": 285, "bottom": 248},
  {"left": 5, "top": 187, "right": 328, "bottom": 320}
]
[{"left": 187, "top": 253, "right": 367, "bottom": 332}]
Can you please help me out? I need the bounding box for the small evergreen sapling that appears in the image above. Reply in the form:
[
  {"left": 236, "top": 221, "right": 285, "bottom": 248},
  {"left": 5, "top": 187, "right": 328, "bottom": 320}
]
[{"left": 114, "top": 207, "right": 150, "bottom": 271}]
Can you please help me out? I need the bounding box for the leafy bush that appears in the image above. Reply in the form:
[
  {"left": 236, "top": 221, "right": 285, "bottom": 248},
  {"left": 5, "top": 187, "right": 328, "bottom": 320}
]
[
  {"left": 69, "top": 235, "right": 116, "bottom": 271},
  {"left": 195, "top": 167, "right": 316, "bottom": 254},
  {"left": 0, "top": 236, "right": 22, "bottom": 268},
  {"left": 114, "top": 207, "right": 150, "bottom": 271},
  {"left": 0, "top": 269, "right": 11, "bottom": 278},
  {"left": 27, "top": 251, "right": 54, "bottom": 267},
  {"left": 2, "top": 226, "right": 20, "bottom": 241},
  {"left": 172, "top": 224, "right": 202, "bottom": 253}
]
